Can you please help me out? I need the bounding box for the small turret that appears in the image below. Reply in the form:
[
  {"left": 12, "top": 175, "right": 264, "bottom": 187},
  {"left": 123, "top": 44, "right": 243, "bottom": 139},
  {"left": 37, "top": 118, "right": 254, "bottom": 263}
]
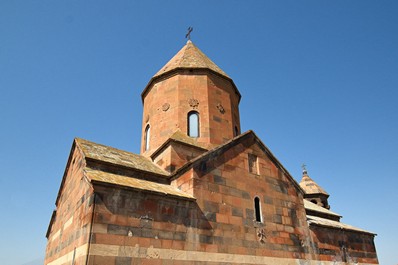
[
  {"left": 140, "top": 40, "right": 241, "bottom": 158},
  {"left": 299, "top": 164, "right": 330, "bottom": 209}
]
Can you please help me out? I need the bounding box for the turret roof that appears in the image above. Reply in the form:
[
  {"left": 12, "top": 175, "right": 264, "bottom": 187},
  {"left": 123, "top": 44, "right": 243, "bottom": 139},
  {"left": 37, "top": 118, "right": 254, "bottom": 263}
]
[
  {"left": 299, "top": 172, "right": 329, "bottom": 196},
  {"left": 142, "top": 41, "right": 241, "bottom": 102},
  {"left": 154, "top": 40, "right": 230, "bottom": 79}
]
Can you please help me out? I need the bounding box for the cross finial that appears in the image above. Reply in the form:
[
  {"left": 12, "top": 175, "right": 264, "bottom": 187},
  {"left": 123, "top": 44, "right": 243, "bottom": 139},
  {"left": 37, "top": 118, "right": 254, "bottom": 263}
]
[
  {"left": 185, "top": 27, "right": 193, "bottom": 40},
  {"left": 301, "top": 163, "right": 307, "bottom": 175}
]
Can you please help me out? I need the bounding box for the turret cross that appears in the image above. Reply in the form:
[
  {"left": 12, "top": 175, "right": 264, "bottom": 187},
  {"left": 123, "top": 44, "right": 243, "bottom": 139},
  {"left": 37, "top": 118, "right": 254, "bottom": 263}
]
[
  {"left": 185, "top": 27, "right": 193, "bottom": 40},
  {"left": 301, "top": 163, "right": 307, "bottom": 174}
]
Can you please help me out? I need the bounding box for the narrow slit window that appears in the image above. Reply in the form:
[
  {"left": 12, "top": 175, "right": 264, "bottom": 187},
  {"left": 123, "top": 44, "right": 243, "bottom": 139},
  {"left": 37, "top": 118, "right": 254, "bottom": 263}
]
[
  {"left": 254, "top": 197, "right": 262, "bottom": 222},
  {"left": 234, "top": 126, "right": 239, "bottom": 137},
  {"left": 248, "top": 154, "right": 258, "bottom": 174},
  {"left": 188, "top": 112, "right": 199, "bottom": 137},
  {"left": 144, "top": 125, "right": 150, "bottom": 151}
]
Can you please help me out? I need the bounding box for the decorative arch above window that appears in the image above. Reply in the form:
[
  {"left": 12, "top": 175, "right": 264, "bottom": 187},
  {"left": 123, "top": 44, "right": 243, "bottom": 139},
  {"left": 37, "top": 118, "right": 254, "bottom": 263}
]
[
  {"left": 188, "top": 111, "right": 199, "bottom": 138},
  {"left": 144, "top": 125, "right": 150, "bottom": 151}
]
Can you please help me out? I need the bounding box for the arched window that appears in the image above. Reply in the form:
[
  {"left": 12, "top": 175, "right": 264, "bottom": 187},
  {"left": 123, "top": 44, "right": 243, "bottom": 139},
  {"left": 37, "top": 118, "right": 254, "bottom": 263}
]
[
  {"left": 188, "top": 112, "right": 199, "bottom": 137},
  {"left": 144, "top": 125, "right": 150, "bottom": 151},
  {"left": 254, "top": 197, "right": 262, "bottom": 222}
]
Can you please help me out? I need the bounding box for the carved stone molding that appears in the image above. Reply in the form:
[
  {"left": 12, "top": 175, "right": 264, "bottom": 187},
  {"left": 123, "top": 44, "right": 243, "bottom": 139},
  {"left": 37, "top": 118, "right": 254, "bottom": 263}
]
[
  {"left": 162, "top": 103, "right": 170, "bottom": 112},
  {"left": 217, "top": 103, "right": 225, "bottom": 114},
  {"left": 257, "top": 228, "right": 267, "bottom": 243},
  {"left": 188, "top": 98, "right": 199, "bottom": 109}
]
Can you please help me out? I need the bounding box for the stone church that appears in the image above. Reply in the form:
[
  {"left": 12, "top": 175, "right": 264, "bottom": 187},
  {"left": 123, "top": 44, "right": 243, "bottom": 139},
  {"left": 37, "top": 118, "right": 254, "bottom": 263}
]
[{"left": 45, "top": 40, "right": 378, "bottom": 265}]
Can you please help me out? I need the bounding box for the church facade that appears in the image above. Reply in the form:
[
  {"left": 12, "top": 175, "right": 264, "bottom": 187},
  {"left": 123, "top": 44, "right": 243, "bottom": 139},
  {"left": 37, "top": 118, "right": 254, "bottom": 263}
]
[{"left": 45, "top": 40, "right": 378, "bottom": 265}]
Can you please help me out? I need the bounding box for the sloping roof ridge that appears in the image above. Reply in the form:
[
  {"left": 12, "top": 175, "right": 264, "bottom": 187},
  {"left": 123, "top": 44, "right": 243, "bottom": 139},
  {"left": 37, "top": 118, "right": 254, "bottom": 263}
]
[
  {"left": 141, "top": 41, "right": 241, "bottom": 103},
  {"left": 55, "top": 139, "right": 80, "bottom": 206},
  {"left": 153, "top": 40, "right": 230, "bottom": 79},
  {"left": 300, "top": 173, "right": 329, "bottom": 196},
  {"left": 151, "top": 130, "right": 208, "bottom": 159},
  {"left": 171, "top": 130, "right": 252, "bottom": 179},
  {"left": 85, "top": 168, "right": 195, "bottom": 201},
  {"left": 74, "top": 137, "right": 134, "bottom": 156},
  {"left": 171, "top": 130, "right": 304, "bottom": 194},
  {"left": 250, "top": 131, "right": 304, "bottom": 194},
  {"left": 74, "top": 137, "right": 169, "bottom": 177}
]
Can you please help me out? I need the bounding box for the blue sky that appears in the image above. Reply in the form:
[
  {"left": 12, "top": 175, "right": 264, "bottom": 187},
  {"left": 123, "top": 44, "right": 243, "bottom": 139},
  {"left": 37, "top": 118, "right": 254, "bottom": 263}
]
[{"left": 1, "top": 1, "right": 397, "bottom": 264}]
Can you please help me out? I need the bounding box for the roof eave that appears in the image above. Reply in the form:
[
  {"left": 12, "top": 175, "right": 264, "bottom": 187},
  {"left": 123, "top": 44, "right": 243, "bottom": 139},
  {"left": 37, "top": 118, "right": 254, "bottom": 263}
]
[
  {"left": 85, "top": 157, "right": 170, "bottom": 181},
  {"left": 150, "top": 137, "right": 208, "bottom": 161},
  {"left": 45, "top": 210, "right": 57, "bottom": 239},
  {"left": 55, "top": 139, "right": 85, "bottom": 206},
  {"left": 305, "top": 208, "right": 342, "bottom": 218},
  {"left": 303, "top": 192, "right": 330, "bottom": 197},
  {"left": 141, "top": 68, "right": 241, "bottom": 103},
  {"left": 250, "top": 132, "right": 305, "bottom": 195},
  {"left": 308, "top": 220, "right": 377, "bottom": 236},
  {"left": 170, "top": 131, "right": 252, "bottom": 181},
  {"left": 90, "top": 179, "right": 196, "bottom": 202}
]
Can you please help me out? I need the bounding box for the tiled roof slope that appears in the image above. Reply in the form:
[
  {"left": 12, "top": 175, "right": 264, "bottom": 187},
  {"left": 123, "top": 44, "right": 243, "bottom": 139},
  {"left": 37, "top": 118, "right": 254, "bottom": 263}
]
[
  {"left": 168, "top": 130, "right": 208, "bottom": 148},
  {"left": 154, "top": 40, "right": 230, "bottom": 79},
  {"left": 75, "top": 138, "right": 168, "bottom": 176},
  {"left": 141, "top": 41, "right": 241, "bottom": 103},
  {"left": 307, "top": 215, "right": 375, "bottom": 235},
  {"left": 85, "top": 168, "right": 194, "bottom": 200},
  {"left": 299, "top": 173, "right": 329, "bottom": 195},
  {"left": 304, "top": 200, "right": 341, "bottom": 218},
  {"left": 151, "top": 130, "right": 208, "bottom": 160},
  {"left": 74, "top": 137, "right": 373, "bottom": 234}
]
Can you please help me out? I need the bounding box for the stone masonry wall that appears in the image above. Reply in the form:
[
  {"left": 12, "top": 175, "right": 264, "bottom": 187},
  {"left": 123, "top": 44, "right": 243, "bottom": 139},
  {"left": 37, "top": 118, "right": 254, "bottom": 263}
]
[
  {"left": 309, "top": 226, "right": 378, "bottom": 264},
  {"left": 153, "top": 142, "right": 206, "bottom": 173},
  {"left": 141, "top": 71, "right": 240, "bottom": 157},
  {"left": 87, "top": 185, "right": 205, "bottom": 265},
  {"left": 44, "top": 146, "right": 95, "bottom": 265},
  {"left": 173, "top": 137, "right": 313, "bottom": 261}
]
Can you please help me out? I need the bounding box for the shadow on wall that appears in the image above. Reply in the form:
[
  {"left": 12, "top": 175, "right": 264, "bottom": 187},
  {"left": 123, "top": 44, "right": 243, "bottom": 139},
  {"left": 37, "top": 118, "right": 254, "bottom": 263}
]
[{"left": 94, "top": 186, "right": 213, "bottom": 240}]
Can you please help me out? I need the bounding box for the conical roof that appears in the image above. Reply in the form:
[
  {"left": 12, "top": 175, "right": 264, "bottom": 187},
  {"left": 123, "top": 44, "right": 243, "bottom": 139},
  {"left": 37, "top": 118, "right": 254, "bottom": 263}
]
[
  {"left": 153, "top": 40, "right": 230, "bottom": 79},
  {"left": 142, "top": 40, "right": 240, "bottom": 101},
  {"left": 299, "top": 171, "right": 329, "bottom": 196}
]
